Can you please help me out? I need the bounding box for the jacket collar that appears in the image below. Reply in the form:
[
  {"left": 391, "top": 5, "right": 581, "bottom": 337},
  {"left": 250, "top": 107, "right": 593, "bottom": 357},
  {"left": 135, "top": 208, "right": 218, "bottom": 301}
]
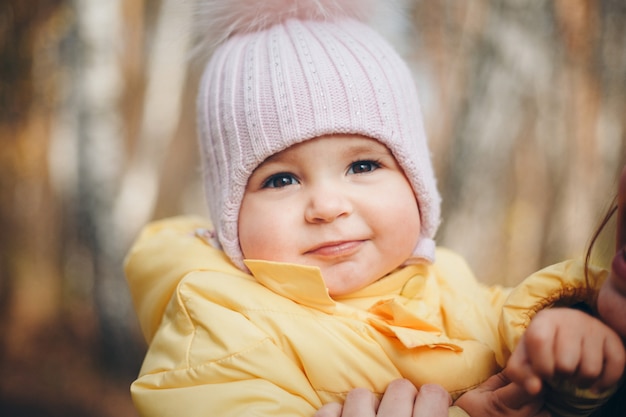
[
  {"left": 245, "top": 260, "right": 336, "bottom": 312},
  {"left": 243, "top": 259, "right": 428, "bottom": 311},
  {"left": 243, "top": 259, "right": 460, "bottom": 351}
]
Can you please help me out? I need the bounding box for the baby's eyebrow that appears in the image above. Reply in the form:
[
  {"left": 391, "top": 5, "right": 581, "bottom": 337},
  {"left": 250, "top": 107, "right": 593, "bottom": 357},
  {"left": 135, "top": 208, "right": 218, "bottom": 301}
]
[
  {"left": 250, "top": 154, "right": 294, "bottom": 178},
  {"left": 256, "top": 152, "right": 291, "bottom": 167},
  {"left": 342, "top": 144, "right": 392, "bottom": 159}
]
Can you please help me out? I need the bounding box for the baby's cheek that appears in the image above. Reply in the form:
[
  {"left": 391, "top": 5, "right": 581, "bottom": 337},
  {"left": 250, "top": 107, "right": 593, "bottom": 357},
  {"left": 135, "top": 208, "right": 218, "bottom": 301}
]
[
  {"left": 611, "top": 248, "right": 626, "bottom": 288},
  {"left": 597, "top": 279, "right": 626, "bottom": 338}
]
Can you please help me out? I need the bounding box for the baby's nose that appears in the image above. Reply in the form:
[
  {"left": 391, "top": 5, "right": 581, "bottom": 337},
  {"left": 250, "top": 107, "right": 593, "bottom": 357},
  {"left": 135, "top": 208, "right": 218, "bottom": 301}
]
[{"left": 304, "top": 186, "right": 353, "bottom": 223}]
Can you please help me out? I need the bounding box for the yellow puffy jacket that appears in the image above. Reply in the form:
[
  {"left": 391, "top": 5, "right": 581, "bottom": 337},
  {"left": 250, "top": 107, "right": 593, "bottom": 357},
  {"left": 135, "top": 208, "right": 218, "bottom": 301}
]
[{"left": 125, "top": 216, "right": 611, "bottom": 417}]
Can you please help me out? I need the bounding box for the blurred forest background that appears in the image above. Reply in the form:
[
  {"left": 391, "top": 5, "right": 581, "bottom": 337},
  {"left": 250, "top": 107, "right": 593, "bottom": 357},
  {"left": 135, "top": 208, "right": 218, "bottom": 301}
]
[{"left": 1, "top": 0, "right": 625, "bottom": 416}]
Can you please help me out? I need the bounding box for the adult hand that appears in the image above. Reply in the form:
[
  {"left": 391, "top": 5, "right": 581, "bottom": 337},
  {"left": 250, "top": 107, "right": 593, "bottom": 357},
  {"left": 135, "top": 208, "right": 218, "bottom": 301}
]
[
  {"left": 454, "top": 372, "right": 549, "bottom": 417},
  {"left": 314, "top": 379, "right": 450, "bottom": 417},
  {"left": 598, "top": 165, "right": 626, "bottom": 337}
]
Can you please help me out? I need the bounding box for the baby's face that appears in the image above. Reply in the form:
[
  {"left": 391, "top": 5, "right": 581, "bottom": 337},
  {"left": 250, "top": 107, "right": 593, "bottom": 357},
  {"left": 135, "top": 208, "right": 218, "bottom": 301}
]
[{"left": 239, "top": 135, "right": 421, "bottom": 296}]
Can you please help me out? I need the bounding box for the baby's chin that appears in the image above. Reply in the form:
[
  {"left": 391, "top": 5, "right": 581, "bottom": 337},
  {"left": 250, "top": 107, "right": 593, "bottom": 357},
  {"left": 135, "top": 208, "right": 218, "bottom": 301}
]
[{"left": 321, "top": 266, "right": 387, "bottom": 298}]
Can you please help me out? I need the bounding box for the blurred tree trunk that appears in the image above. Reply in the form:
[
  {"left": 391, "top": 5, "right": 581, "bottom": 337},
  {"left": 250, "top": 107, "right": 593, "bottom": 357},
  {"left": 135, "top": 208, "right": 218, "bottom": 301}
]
[
  {"left": 69, "top": 0, "right": 144, "bottom": 372},
  {"left": 0, "top": 0, "right": 65, "bottom": 367},
  {"left": 412, "top": 0, "right": 626, "bottom": 285}
]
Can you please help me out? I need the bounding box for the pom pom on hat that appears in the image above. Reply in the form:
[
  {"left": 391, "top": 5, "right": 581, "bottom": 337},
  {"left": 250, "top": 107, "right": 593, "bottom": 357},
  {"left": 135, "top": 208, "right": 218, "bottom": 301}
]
[
  {"left": 192, "top": 0, "right": 381, "bottom": 46},
  {"left": 196, "top": 0, "right": 441, "bottom": 270}
]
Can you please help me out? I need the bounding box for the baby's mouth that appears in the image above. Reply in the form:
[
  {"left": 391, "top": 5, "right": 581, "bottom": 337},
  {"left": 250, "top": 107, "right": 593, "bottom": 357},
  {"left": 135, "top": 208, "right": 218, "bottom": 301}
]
[{"left": 305, "top": 240, "right": 364, "bottom": 258}]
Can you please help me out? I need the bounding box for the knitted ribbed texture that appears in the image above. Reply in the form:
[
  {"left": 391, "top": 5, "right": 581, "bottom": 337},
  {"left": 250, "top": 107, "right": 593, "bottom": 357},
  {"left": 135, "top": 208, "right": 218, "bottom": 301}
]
[{"left": 197, "top": 18, "right": 441, "bottom": 270}]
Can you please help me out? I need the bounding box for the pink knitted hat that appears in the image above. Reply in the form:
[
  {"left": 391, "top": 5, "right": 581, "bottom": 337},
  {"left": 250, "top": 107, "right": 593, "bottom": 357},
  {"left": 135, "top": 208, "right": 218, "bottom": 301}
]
[{"left": 196, "top": 2, "right": 441, "bottom": 270}]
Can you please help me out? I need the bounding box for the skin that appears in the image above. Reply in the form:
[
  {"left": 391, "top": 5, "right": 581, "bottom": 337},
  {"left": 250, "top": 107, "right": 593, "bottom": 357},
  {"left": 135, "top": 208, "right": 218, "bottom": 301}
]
[
  {"left": 317, "top": 376, "right": 550, "bottom": 417},
  {"left": 239, "top": 134, "right": 421, "bottom": 297},
  {"left": 506, "top": 308, "right": 625, "bottom": 396},
  {"left": 597, "top": 165, "right": 626, "bottom": 337},
  {"left": 454, "top": 373, "right": 550, "bottom": 417},
  {"left": 313, "top": 379, "right": 451, "bottom": 417}
]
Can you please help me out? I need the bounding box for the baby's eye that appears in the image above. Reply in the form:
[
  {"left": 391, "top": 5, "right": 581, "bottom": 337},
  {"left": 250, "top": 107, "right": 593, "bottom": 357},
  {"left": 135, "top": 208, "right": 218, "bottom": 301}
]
[
  {"left": 262, "top": 173, "right": 299, "bottom": 188},
  {"left": 348, "top": 160, "right": 381, "bottom": 174}
]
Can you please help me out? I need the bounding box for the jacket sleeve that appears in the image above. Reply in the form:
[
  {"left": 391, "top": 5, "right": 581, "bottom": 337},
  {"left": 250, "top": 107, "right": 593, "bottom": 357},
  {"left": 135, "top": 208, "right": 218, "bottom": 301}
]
[
  {"left": 124, "top": 215, "right": 233, "bottom": 344},
  {"left": 498, "top": 259, "right": 616, "bottom": 417},
  {"left": 130, "top": 271, "right": 323, "bottom": 417}
]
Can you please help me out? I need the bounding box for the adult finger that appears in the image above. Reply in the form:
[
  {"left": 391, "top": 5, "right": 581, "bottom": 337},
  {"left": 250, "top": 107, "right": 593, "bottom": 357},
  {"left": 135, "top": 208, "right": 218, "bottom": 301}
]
[
  {"left": 494, "top": 378, "right": 544, "bottom": 410},
  {"left": 377, "top": 379, "right": 417, "bottom": 417},
  {"left": 412, "top": 384, "right": 450, "bottom": 417},
  {"left": 474, "top": 372, "right": 509, "bottom": 391},
  {"left": 340, "top": 387, "right": 378, "bottom": 417}
]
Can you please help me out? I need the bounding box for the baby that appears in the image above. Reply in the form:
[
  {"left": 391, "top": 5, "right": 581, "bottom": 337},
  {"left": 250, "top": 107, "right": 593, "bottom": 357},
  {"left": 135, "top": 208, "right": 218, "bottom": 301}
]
[{"left": 124, "top": 1, "right": 625, "bottom": 416}]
